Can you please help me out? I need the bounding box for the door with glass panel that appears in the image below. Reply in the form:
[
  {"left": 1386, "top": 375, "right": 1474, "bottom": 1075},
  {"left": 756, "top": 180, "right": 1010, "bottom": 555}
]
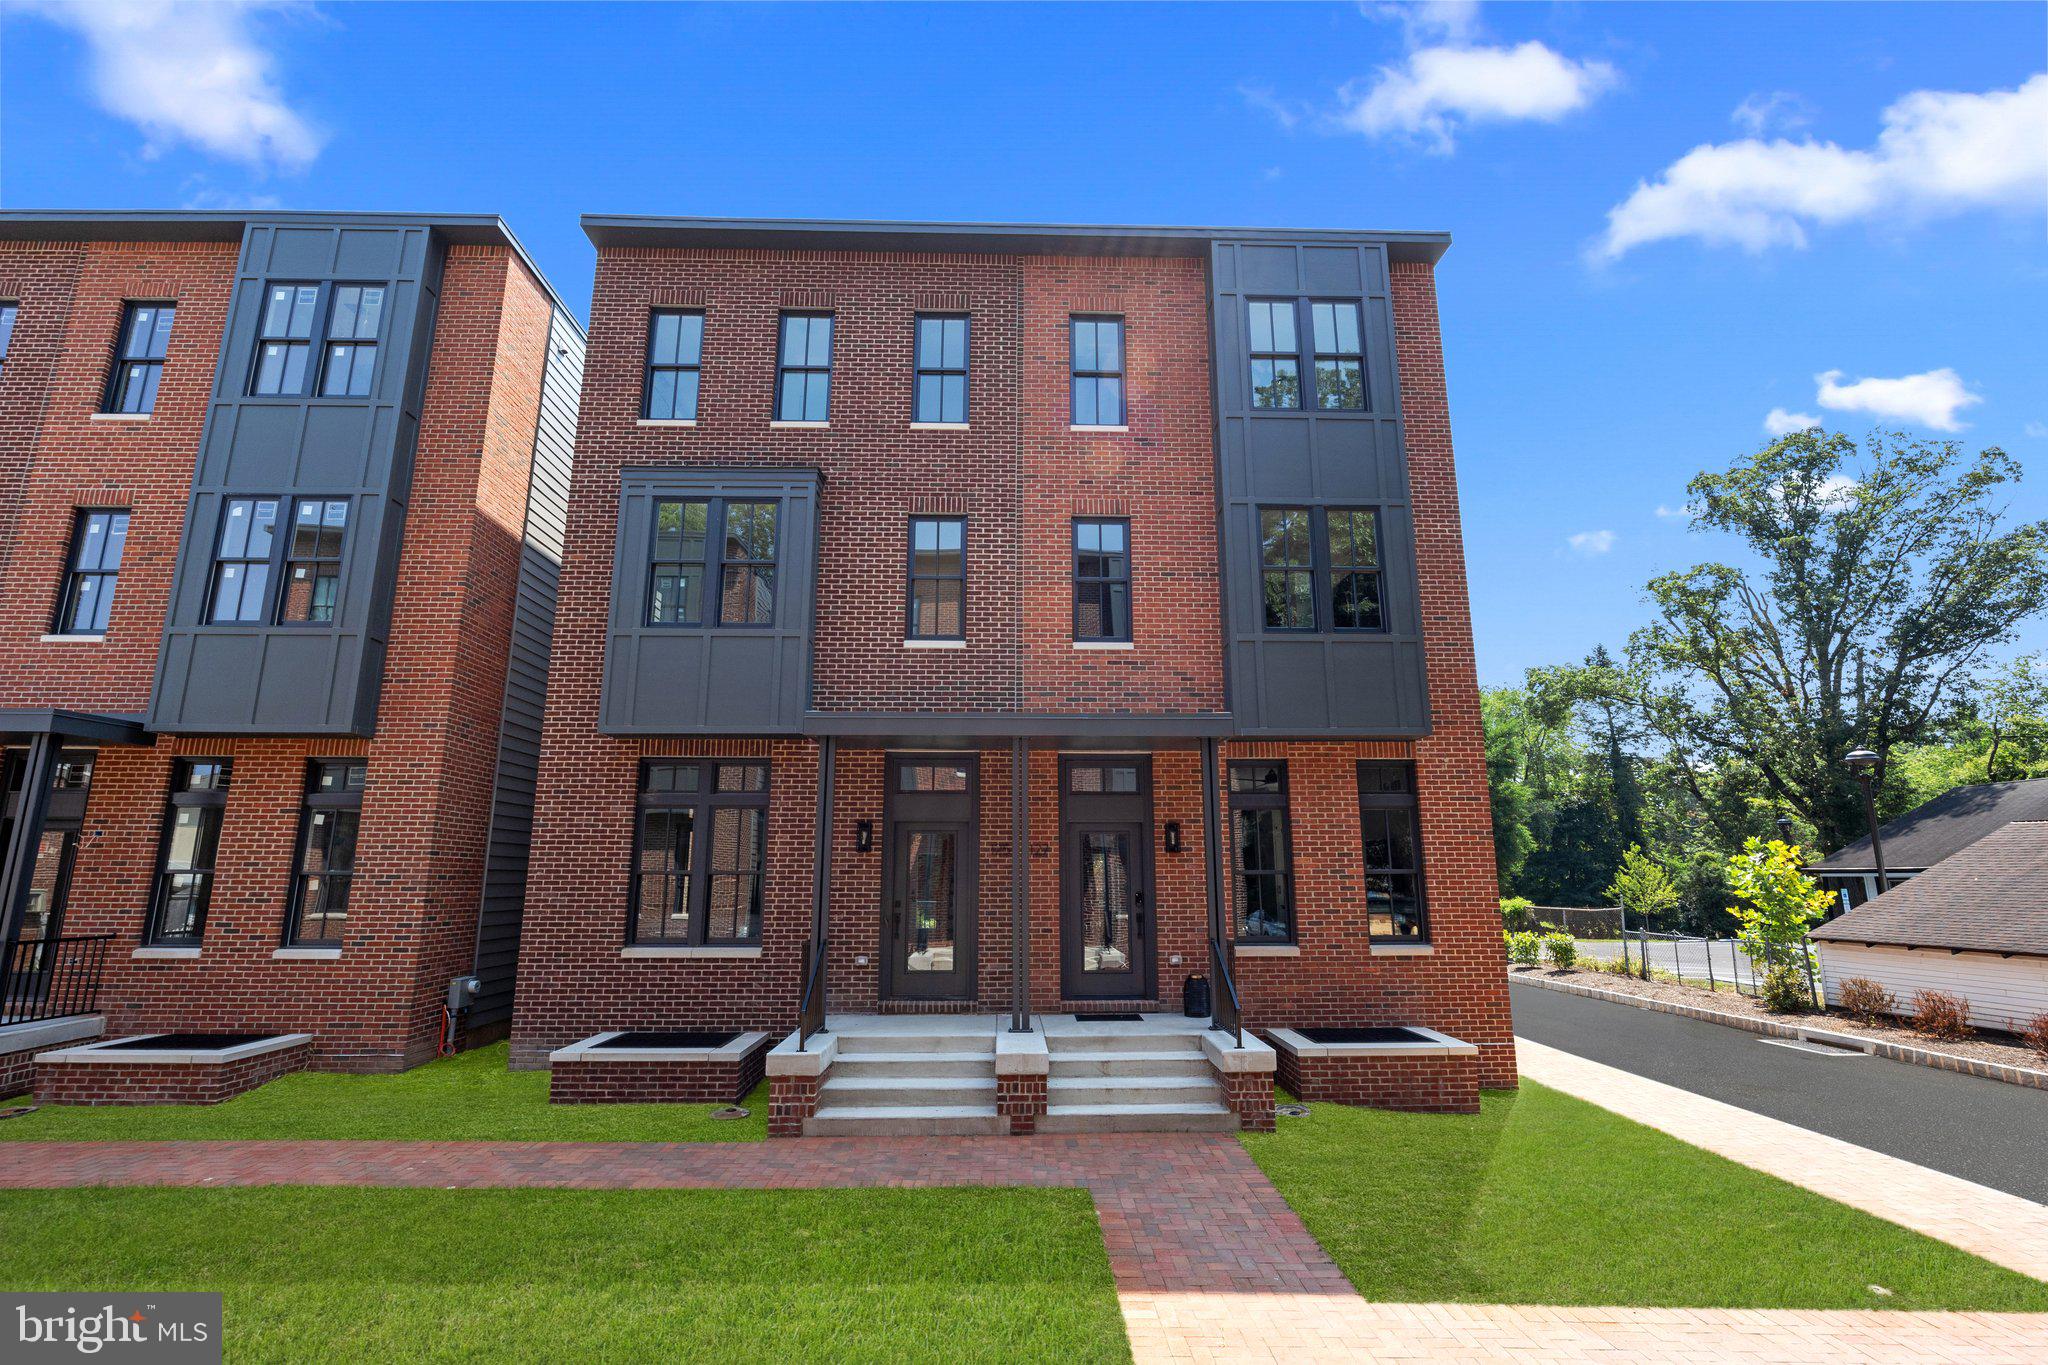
[
  {"left": 1060, "top": 758, "right": 1154, "bottom": 1000},
  {"left": 881, "top": 756, "right": 978, "bottom": 1001}
]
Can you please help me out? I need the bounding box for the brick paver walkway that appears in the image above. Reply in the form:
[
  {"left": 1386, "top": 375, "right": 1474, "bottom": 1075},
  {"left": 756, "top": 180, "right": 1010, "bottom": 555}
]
[
  {"left": 5, "top": 1131, "right": 2045, "bottom": 1361},
  {"left": 1518, "top": 1036, "right": 2048, "bottom": 1284}
]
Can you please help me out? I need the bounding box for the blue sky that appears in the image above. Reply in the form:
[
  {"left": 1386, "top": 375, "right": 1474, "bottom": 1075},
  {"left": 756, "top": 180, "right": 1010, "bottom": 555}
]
[{"left": 5, "top": 1, "right": 2043, "bottom": 684}]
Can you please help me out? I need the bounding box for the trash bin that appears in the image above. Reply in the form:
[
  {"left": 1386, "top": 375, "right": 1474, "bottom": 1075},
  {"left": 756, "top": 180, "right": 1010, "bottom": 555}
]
[{"left": 1183, "top": 974, "right": 1211, "bottom": 1018}]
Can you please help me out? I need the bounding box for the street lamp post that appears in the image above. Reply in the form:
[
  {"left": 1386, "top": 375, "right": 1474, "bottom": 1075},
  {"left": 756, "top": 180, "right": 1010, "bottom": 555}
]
[{"left": 1843, "top": 748, "right": 1889, "bottom": 895}]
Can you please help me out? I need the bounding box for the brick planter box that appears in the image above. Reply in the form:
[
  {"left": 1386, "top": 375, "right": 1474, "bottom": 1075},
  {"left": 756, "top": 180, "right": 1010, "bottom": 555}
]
[
  {"left": 0, "top": 1017, "right": 105, "bottom": 1099},
  {"left": 34, "top": 1033, "right": 313, "bottom": 1106},
  {"left": 547, "top": 1031, "right": 769, "bottom": 1104},
  {"left": 1201, "top": 1029, "right": 1278, "bottom": 1131},
  {"left": 1267, "top": 1026, "right": 1479, "bottom": 1114}
]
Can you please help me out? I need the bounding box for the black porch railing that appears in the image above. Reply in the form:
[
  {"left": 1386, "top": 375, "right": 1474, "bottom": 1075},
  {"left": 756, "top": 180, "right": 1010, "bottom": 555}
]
[
  {"left": 1209, "top": 935, "right": 1243, "bottom": 1050},
  {"left": 1, "top": 934, "right": 113, "bottom": 1027},
  {"left": 796, "top": 935, "right": 826, "bottom": 1051}
]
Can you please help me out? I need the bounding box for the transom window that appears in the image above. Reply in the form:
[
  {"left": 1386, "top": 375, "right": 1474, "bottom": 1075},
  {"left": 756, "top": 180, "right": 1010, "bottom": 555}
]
[
  {"left": 208, "top": 497, "right": 281, "bottom": 623},
  {"left": 1310, "top": 302, "right": 1366, "bottom": 410},
  {"left": 1247, "top": 300, "right": 1302, "bottom": 410},
  {"left": 252, "top": 285, "right": 319, "bottom": 395},
  {"left": 320, "top": 286, "right": 385, "bottom": 397},
  {"left": 899, "top": 763, "right": 970, "bottom": 793},
  {"left": 906, "top": 516, "right": 966, "bottom": 640},
  {"left": 1229, "top": 762, "right": 1295, "bottom": 944},
  {"left": 57, "top": 509, "right": 129, "bottom": 635},
  {"left": 1069, "top": 316, "right": 1125, "bottom": 426},
  {"left": 147, "top": 759, "right": 231, "bottom": 946},
  {"left": 287, "top": 759, "right": 364, "bottom": 946},
  {"left": 644, "top": 309, "right": 703, "bottom": 420},
  {"left": 643, "top": 498, "right": 778, "bottom": 627},
  {"left": 632, "top": 760, "right": 769, "bottom": 945},
  {"left": 1358, "top": 761, "right": 1426, "bottom": 941},
  {"left": 913, "top": 314, "right": 969, "bottom": 424},
  {"left": 775, "top": 313, "right": 834, "bottom": 422},
  {"left": 1073, "top": 518, "right": 1132, "bottom": 642},
  {"left": 106, "top": 303, "right": 174, "bottom": 414},
  {"left": 1068, "top": 763, "right": 1140, "bottom": 794},
  {"left": 280, "top": 499, "right": 350, "bottom": 623},
  {"left": 0, "top": 302, "right": 19, "bottom": 374},
  {"left": 1258, "top": 506, "right": 1386, "bottom": 633}
]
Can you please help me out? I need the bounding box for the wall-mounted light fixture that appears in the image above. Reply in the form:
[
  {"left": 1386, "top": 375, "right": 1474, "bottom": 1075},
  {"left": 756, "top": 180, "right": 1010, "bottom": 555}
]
[
  {"left": 1163, "top": 821, "right": 1183, "bottom": 854},
  {"left": 855, "top": 820, "right": 873, "bottom": 853}
]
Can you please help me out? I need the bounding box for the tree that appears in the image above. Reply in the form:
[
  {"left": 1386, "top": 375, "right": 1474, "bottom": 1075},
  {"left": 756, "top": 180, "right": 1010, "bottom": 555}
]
[
  {"left": 1725, "top": 837, "right": 1834, "bottom": 1009},
  {"left": 1605, "top": 844, "right": 1679, "bottom": 931},
  {"left": 1603, "top": 431, "right": 2048, "bottom": 851}
]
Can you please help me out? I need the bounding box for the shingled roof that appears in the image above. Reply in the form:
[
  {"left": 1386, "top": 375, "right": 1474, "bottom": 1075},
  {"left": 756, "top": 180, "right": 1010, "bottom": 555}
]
[
  {"left": 1807, "top": 778, "right": 2048, "bottom": 875},
  {"left": 1811, "top": 821, "right": 2048, "bottom": 957}
]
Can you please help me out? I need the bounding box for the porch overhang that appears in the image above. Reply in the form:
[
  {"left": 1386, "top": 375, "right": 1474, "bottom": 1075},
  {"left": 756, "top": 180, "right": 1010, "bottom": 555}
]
[
  {"left": 801, "top": 711, "right": 1235, "bottom": 749},
  {"left": 0, "top": 709, "right": 152, "bottom": 746}
]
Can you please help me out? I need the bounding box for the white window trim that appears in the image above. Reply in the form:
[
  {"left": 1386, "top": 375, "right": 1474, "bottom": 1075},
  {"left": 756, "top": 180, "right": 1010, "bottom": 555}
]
[
  {"left": 39, "top": 633, "right": 105, "bottom": 644},
  {"left": 636, "top": 418, "right": 697, "bottom": 428},
  {"left": 620, "top": 945, "right": 764, "bottom": 960},
  {"left": 90, "top": 413, "right": 152, "bottom": 423},
  {"left": 903, "top": 638, "right": 966, "bottom": 649},
  {"left": 1072, "top": 640, "right": 1134, "bottom": 651},
  {"left": 769, "top": 420, "right": 829, "bottom": 430},
  {"left": 909, "top": 422, "right": 970, "bottom": 431},
  {"left": 272, "top": 947, "right": 342, "bottom": 961},
  {"left": 1069, "top": 424, "right": 1129, "bottom": 433}
]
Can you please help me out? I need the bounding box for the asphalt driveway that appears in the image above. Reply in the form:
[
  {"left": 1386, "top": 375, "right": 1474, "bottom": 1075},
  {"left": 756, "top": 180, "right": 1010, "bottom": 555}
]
[{"left": 1509, "top": 978, "right": 2048, "bottom": 1202}]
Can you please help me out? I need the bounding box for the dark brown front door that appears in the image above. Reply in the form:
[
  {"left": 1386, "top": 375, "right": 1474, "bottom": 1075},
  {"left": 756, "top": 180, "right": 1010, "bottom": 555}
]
[
  {"left": 881, "top": 756, "right": 978, "bottom": 1001},
  {"left": 1060, "top": 757, "right": 1154, "bottom": 1001}
]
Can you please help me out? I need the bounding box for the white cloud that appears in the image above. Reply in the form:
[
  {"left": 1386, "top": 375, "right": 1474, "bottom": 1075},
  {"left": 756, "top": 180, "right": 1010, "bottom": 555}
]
[
  {"left": 1597, "top": 73, "right": 2047, "bottom": 258},
  {"left": 1369, "top": 0, "right": 1482, "bottom": 47},
  {"left": 1731, "top": 90, "right": 1812, "bottom": 137},
  {"left": 16, "top": 0, "right": 323, "bottom": 171},
  {"left": 1763, "top": 407, "right": 1823, "bottom": 436},
  {"left": 1815, "top": 474, "right": 1859, "bottom": 508},
  {"left": 1814, "top": 367, "right": 1981, "bottom": 431},
  {"left": 1654, "top": 504, "right": 1688, "bottom": 520},
  {"left": 1339, "top": 40, "right": 1618, "bottom": 153},
  {"left": 1567, "top": 530, "right": 1617, "bottom": 556},
  {"left": 1238, "top": 84, "right": 1303, "bottom": 131},
  {"left": 2026, "top": 421, "right": 2048, "bottom": 439}
]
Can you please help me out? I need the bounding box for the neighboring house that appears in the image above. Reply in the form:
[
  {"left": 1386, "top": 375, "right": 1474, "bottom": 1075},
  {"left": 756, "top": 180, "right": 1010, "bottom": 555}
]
[
  {"left": 0, "top": 211, "right": 582, "bottom": 1083},
  {"left": 1811, "top": 820, "right": 2048, "bottom": 1034},
  {"left": 1807, "top": 778, "right": 2048, "bottom": 910},
  {"left": 508, "top": 216, "right": 1514, "bottom": 1133}
]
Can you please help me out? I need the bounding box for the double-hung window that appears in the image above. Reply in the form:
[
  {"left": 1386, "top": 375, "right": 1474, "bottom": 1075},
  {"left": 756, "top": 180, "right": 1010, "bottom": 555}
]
[
  {"left": 252, "top": 285, "right": 319, "bottom": 395},
  {"left": 1072, "top": 518, "right": 1132, "bottom": 642},
  {"left": 775, "top": 313, "right": 833, "bottom": 422},
  {"left": 280, "top": 499, "right": 350, "bottom": 623},
  {"left": 320, "top": 286, "right": 384, "bottom": 396},
  {"left": 207, "top": 497, "right": 350, "bottom": 625},
  {"left": 57, "top": 509, "right": 129, "bottom": 634},
  {"left": 1358, "top": 761, "right": 1426, "bottom": 941},
  {"left": 1070, "top": 316, "right": 1125, "bottom": 426},
  {"left": 644, "top": 309, "right": 703, "bottom": 420},
  {"left": 1247, "top": 300, "right": 1302, "bottom": 410},
  {"left": 1258, "top": 506, "right": 1385, "bottom": 633},
  {"left": 148, "top": 760, "right": 231, "bottom": 945},
  {"left": 287, "top": 759, "right": 364, "bottom": 947},
  {"left": 106, "top": 303, "right": 174, "bottom": 414},
  {"left": 249, "top": 284, "right": 385, "bottom": 397},
  {"left": 1229, "top": 762, "right": 1295, "bottom": 943},
  {"left": 907, "top": 516, "right": 966, "bottom": 640},
  {"left": 631, "top": 760, "right": 769, "bottom": 946},
  {"left": 1310, "top": 301, "right": 1366, "bottom": 410},
  {"left": 644, "top": 497, "right": 778, "bottom": 627},
  {"left": 208, "top": 497, "right": 281, "bottom": 623},
  {"left": 913, "top": 314, "right": 968, "bottom": 424},
  {"left": 0, "top": 302, "right": 18, "bottom": 375}
]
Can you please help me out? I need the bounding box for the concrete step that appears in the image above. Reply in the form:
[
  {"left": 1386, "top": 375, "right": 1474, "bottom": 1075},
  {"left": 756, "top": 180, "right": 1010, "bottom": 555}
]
[
  {"left": 1037, "top": 1101, "right": 1238, "bottom": 1134},
  {"left": 1046, "top": 1031, "right": 1207, "bottom": 1055},
  {"left": 1047, "top": 1075, "right": 1223, "bottom": 1107},
  {"left": 1048, "top": 1050, "right": 1215, "bottom": 1079},
  {"left": 819, "top": 1076, "right": 997, "bottom": 1108},
  {"left": 833, "top": 1051, "right": 998, "bottom": 1080},
  {"left": 832, "top": 1032, "right": 995, "bottom": 1057},
  {"left": 801, "top": 1104, "right": 1004, "bottom": 1137}
]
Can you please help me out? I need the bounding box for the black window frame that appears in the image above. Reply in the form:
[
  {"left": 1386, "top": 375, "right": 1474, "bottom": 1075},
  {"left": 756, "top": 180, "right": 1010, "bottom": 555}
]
[
  {"left": 629, "top": 759, "right": 770, "bottom": 947},
  {"left": 1257, "top": 506, "right": 1317, "bottom": 632},
  {"left": 645, "top": 496, "right": 711, "bottom": 627},
  {"left": 105, "top": 301, "right": 175, "bottom": 414},
  {"left": 1357, "top": 760, "right": 1427, "bottom": 943},
  {"left": 716, "top": 499, "right": 779, "bottom": 627},
  {"left": 277, "top": 498, "right": 352, "bottom": 625},
  {"left": 284, "top": 758, "right": 365, "bottom": 947},
  {"left": 0, "top": 301, "right": 18, "bottom": 376},
  {"left": 1326, "top": 507, "right": 1386, "bottom": 632},
  {"left": 1310, "top": 299, "right": 1368, "bottom": 411},
  {"left": 1228, "top": 761, "right": 1296, "bottom": 945},
  {"left": 55, "top": 507, "right": 130, "bottom": 636},
  {"left": 206, "top": 495, "right": 352, "bottom": 627},
  {"left": 642, "top": 496, "right": 781, "bottom": 629},
  {"left": 1069, "top": 315, "right": 1126, "bottom": 426},
  {"left": 774, "top": 311, "right": 834, "bottom": 423},
  {"left": 1256, "top": 505, "right": 1388, "bottom": 635},
  {"left": 206, "top": 495, "right": 284, "bottom": 625},
  {"left": 318, "top": 284, "right": 386, "bottom": 398},
  {"left": 145, "top": 758, "right": 232, "bottom": 946},
  {"left": 1072, "top": 517, "right": 1133, "bottom": 643},
  {"left": 248, "top": 282, "right": 387, "bottom": 399},
  {"left": 643, "top": 308, "right": 704, "bottom": 421},
  {"left": 905, "top": 514, "right": 967, "bottom": 642},
  {"left": 1246, "top": 298, "right": 1303, "bottom": 411},
  {"left": 912, "top": 313, "right": 970, "bottom": 424},
  {"left": 250, "top": 282, "right": 320, "bottom": 396}
]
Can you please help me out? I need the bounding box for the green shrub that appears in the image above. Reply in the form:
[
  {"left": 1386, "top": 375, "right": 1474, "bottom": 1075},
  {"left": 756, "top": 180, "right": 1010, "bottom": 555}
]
[
  {"left": 1760, "top": 962, "right": 1810, "bottom": 1013},
  {"left": 1542, "top": 933, "right": 1578, "bottom": 970},
  {"left": 1504, "top": 931, "right": 1541, "bottom": 967},
  {"left": 1592, "top": 953, "right": 1638, "bottom": 977},
  {"left": 1499, "top": 896, "right": 1536, "bottom": 933}
]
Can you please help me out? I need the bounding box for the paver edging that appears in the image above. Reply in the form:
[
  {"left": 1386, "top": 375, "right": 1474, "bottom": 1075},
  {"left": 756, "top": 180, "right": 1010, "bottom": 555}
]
[{"left": 1509, "top": 971, "right": 2048, "bottom": 1091}]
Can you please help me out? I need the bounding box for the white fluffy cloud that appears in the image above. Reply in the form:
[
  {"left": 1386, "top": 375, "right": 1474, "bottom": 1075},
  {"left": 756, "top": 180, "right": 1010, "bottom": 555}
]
[
  {"left": 1763, "top": 408, "right": 1823, "bottom": 436},
  {"left": 1731, "top": 91, "right": 1812, "bottom": 137},
  {"left": 2026, "top": 421, "right": 2048, "bottom": 439},
  {"left": 1597, "top": 74, "right": 2047, "bottom": 258},
  {"left": 17, "top": 0, "right": 322, "bottom": 171},
  {"left": 1815, "top": 368, "right": 1981, "bottom": 431},
  {"left": 1340, "top": 40, "right": 1618, "bottom": 152},
  {"left": 1567, "top": 530, "right": 1617, "bottom": 556}
]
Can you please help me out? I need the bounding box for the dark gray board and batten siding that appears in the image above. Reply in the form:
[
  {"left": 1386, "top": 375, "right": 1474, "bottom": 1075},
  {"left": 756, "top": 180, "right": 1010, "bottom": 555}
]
[
  {"left": 468, "top": 308, "right": 585, "bottom": 1029},
  {"left": 599, "top": 468, "right": 820, "bottom": 735},
  {"left": 148, "top": 220, "right": 444, "bottom": 735},
  {"left": 1209, "top": 238, "right": 1431, "bottom": 736}
]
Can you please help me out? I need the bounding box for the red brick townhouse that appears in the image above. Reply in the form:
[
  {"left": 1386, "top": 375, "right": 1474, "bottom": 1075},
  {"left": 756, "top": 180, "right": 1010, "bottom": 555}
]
[
  {"left": 510, "top": 216, "right": 1513, "bottom": 1134},
  {"left": 0, "top": 211, "right": 583, "bottom": 1098}
]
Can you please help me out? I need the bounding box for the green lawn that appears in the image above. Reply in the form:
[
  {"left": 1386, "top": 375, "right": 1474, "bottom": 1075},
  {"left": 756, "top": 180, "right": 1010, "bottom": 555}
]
[
  {"left": 1243, "top": 1081, "right": 2048, "bottom": 1311},
  {"left": 0, "top": 1042, "right": 767, "bottom": 1142},
  {"left": 0, "top": 1185, "right": 1128, "bottom": 1363}
]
